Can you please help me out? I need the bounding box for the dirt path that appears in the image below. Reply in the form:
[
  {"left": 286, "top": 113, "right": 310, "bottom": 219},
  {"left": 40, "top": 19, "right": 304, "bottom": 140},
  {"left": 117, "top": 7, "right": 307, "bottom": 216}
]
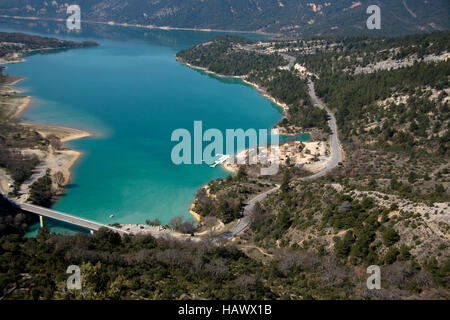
[
  {"left": 302, "top": 80, "right": 343, "bottom": 180},
  {"left": 240, "top": 245, "right": 274, "bottom": 257}
]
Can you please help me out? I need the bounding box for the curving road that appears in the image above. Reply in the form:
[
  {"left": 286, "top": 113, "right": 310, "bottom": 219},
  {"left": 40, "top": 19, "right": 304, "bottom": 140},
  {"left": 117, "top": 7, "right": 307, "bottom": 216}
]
[
  {"left": 280, "top": 53, "right": 296, "bottom": 70},
  {"left": 220, "top": 53, "right": 343, "bottom": 239},
  {"left": 303, "top": 80, "right": 343, "bottom": 180},
  {"left": 214, "top": 186, "right": 280, "bottom": 241}
]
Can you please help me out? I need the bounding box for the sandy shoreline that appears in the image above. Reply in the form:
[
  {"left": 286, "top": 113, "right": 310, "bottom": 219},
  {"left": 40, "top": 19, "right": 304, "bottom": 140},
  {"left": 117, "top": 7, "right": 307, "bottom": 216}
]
[
  {"left": 5, "top": 76, "right": 26, "bottom": 86},
  {"left": 189, "top": 203, "right": 201, "bottom": 222},
  {"left": 0, "top": 75, "right": 92, "bottom": 198},
  {"left": 61, "top": 131, "right": 92, "bottom": 143},
  {"left": 0, "top": 58, "right": 25, "bottom": 66},
  {"left": 178, "top": 57, "right": 291, "bottom": 223},
  {"left": 59, "top": 150, "right": 82, "bottom": 186},
  {"left": 11, "top": 96, "right": 32, "bottom": 118},
  {"left": 179, "top": 57, "right": 330, "bottom": 224},
  {"left": 20, "top": 121, "right": 93, "bottom": 143}
]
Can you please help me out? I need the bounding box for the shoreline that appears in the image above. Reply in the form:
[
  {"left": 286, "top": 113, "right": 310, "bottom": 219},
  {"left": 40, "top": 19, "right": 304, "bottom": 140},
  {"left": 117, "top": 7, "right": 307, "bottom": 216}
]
[
  {"left": 4, "top": 76, "right": 26, "bottom": 86},
  {"left": 20, "top": 121, "right": 93, "bottom": 143},
  {"left": 0, "top": 58, "right": 25, "bottom": 66},
  {"left": 189, "top": 203, "right": 201, "bottom": 222},
  {"left": 179, "top": 57, "right": 329, "bottom": 226},
  {"left": 11, "top": 95, "right": 32, "bottom": 119},
  {"left": 178, "top": 57, "right": 289, "bottom": 224},
  {"left": 178, "top": 58, "right": 289, "bottom": 115},
  {"left": 60, "top": 150, "right": 81, "bottom": 186},
  {"left": 1, "top": 75, "right": 92, "bottom": 199},
  {"left": 0, "top": 15, "right": 281, "bottom": 37}
]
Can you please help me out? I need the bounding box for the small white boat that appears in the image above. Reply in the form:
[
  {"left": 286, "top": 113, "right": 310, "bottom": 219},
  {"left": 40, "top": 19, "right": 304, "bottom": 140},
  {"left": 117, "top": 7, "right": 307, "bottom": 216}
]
[
  {"left": 211, "top": 154, "right": 230, "bottom": 167},
  {"left": 109, "top": 214, "right": 114, "bottom": 219}
]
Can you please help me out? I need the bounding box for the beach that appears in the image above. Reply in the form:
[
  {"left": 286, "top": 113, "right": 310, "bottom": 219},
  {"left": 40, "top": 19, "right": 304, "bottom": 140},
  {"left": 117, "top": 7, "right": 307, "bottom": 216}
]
[
  {"left": 0, "top": 74, "right": 31, "bottom": 119},
  {"left": 0, "top": 73, "right": 91, "bottom": 199},
  {"left": 20, "top": 122, "right": 92, "bottom": 143},
  {"left": 1, "top": 24, "right": 286, "bottom": 232},
  {"left": 178, "top": 57, "right": 302, "bottom": 224},
  {"left": 178, "top": 57, "right": 338, "bottom": 229},
  {"left": 189, "top": 203, "right": 202, "bottom": 222}
]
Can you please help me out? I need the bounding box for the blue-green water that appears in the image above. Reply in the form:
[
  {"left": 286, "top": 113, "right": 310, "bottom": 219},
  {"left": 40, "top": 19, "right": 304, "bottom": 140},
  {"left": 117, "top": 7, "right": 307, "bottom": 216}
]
[{"left": 0, "top": 18, "right": 308, "bottom": 235}]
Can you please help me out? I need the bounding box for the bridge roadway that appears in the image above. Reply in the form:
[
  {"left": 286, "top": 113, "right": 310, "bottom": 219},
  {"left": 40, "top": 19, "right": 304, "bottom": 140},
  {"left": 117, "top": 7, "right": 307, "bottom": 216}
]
[{"left": 16, "top": 202, "right": 129, "bottom": 235}]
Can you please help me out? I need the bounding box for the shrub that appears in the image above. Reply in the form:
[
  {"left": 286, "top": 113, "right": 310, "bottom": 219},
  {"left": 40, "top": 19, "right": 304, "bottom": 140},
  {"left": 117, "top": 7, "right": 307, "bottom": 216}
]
[{"left": 382, "top": 227, "right": 400, "bottom": 246}]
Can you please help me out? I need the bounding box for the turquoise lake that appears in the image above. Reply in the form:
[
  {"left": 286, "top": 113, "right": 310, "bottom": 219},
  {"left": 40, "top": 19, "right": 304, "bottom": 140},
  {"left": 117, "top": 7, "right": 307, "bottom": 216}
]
[{"left": 0, "top": 18, "right": 308, "bottom": 235}]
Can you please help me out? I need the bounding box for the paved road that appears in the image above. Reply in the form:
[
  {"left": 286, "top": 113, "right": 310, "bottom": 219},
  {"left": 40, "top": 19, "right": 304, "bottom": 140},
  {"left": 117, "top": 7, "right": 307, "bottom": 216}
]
[
  {"left": 303, "top": 80, "right": 343, "bottom": 180},
  {"left": 280, "top": 53, "right": 296, "bottom": 70},
  {"left": 16, "top": 202, "right": 129, "bottom": 235},
  {"left": 222, "top": 81, "right": 343, "bottom": 239},
  {"left": 214, "top": 186, "right": 280, "bottom": 241},
  {"left": 242, "top": 44, "right": 295, "bottom": 71},
  {"left": 220, "top": 53, "right": 343, "bottom": 238},
  {"left": 240, "top": 48, "right": 343, "bottom": 176},
  {"left": 17, "top": 163, "right": 48, "bottom": 202}
]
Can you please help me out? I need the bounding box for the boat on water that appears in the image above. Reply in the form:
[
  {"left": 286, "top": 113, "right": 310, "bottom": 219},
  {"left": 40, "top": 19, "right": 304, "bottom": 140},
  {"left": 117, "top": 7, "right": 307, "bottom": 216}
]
[
  {"left": 109, "top": 214, "right": 114, "bottom": 219},
  {"left": 211, "top": 154, "right": 230, "bottom": 167}
]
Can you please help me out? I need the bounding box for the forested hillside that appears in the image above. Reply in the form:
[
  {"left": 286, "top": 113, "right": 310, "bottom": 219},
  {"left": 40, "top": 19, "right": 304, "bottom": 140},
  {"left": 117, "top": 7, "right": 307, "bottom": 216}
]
[
  {"left": 1, "top": 225, "right": 448, "bottom": 299},
  {"left": 0, "top": 0, "right": 448, "bottom": 36},
  {"left": 0, "top": 32, "right": 97, "bottom": 58},
  {"left": 175, "top": 31, "right": 449, "bottom": 299},
  {"left": 287, "top": 32, "right": 450, "bottom": 200},
  {"left": 177, "top": 36, "right": 283, "bottom": 76},
  {"left": 177, "top": 36, "right": 330, "bottom": 133}
]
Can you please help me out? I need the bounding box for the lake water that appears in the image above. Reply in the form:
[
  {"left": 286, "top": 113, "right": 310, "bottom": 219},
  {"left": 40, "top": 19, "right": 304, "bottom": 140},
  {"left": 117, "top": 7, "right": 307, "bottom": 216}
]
[{"left": 0, "top": 18, "right": 308, "bottom": 235}]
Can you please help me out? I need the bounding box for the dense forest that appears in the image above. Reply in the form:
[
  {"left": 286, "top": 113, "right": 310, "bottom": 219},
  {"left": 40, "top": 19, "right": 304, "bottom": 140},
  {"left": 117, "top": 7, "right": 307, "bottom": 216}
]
[
  {"left": 177, "top": 36, "right": 283, "bottom": 76},
  {"left": 247, "top": 69, "right": 330, "bottom": 133},
  {"left": 316, "top": 60, "right": 449, "bottom": 155},
  {"left": 0, "top": 194, "right": 36, "bottom": 236},
  {"left": 0, "top": 32, "right": 97, "bottom": 59},
  {"left": 0, "top": 221, "right": 448, "bottom": 300}
]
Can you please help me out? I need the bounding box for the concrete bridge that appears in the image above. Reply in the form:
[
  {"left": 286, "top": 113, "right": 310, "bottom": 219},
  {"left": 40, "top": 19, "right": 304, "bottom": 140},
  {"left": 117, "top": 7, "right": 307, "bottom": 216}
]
[
  {"left": 15, "top": 202, "right": 129, "bottom": 235},
  {"left": 1, "top": 170, "right": 127, "bottom": 235}
]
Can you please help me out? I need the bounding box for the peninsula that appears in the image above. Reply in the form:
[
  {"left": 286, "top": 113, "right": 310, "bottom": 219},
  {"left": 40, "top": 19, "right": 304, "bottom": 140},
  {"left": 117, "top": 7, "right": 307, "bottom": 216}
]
[{"left": 0, "top": 32, "right": 97, "bottom": 215}]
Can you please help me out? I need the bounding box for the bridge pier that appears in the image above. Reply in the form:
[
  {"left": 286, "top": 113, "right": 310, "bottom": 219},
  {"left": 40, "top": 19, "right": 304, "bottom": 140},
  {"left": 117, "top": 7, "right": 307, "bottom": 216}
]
[
  {"left": 39, "top": 215, "right": 46, "bottom": 228},
  {"left": 17, "top": 202, "right": 129, "bottom": 235}
]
